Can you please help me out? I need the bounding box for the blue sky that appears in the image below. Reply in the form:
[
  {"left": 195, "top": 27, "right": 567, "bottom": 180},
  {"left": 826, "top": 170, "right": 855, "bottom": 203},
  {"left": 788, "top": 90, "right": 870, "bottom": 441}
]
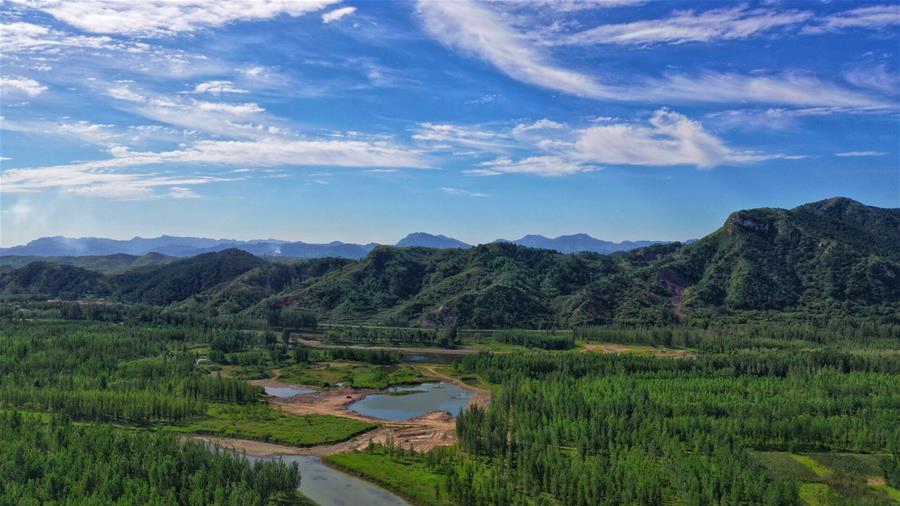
[{"left": 1, "top": 0, "right": 898, "bottom": 247}]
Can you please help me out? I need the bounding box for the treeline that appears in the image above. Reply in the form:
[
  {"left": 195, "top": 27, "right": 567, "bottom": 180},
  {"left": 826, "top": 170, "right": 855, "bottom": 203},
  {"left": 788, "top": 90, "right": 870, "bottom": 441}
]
[
  {"left": 266, "top": 307, "right": 317, "bottom": 330},
  {"left": 0, "top": 321, "right": 260, "bottom": 424},
  {"left": 0, "top": 387, "right": 202, "bottom": 423},
  {"left": 574, "top": 319, "right": 900, "bottom": 348},
  {"left": 322, "top": 324, "right": 459, "bottom": 348},
  {"left": 0, "top": 412, "right": 305, "bottom": 505},
  {"left": 0, "top": 299, "right": 269, "bottom": 332},
  {"left": 492, "top": 329, "right": 574, "bottom": 350},
  {"left": 432, "top": 348, "right": 900, "bottom": 506},
  {"left": 327, "top": 347, "right": 402, "bottom": 364}
]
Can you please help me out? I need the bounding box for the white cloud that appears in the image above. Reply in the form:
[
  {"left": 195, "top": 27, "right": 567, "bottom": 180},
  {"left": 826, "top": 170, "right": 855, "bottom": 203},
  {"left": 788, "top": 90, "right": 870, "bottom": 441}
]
[
  {"left": 0, "top": 76, "right": 47, "bottom": 97},
  {"left": 413, "top": 122, "right": 512, "bottom": 151},
  {"left": 417, "top": 0, "right": 889, "bottom": 110},
  {"left": 705, "top": 105, "right": 882, "bottom": 132},
  {"left": 810, "top": 5, "right": 900, "bottom": 33},
  {"left": 559, "top": 7, "right": 811, "bottom": 46},
  {"left": 322, "top": 6, "right": 356, "bottom": 24},
  {"left": 512, "top": 118, "right": 565, "bottom": 133},
  {"left": 191, "top": 80, "right": 248, "bottom": 95},
  {"left": 469, "top": 156, "right": 586, "bottom": 177},
  {"left": 441, "top": 186, "right": 488, "bottom": 197},
  {"left": 168, "top": 186, "right": 201, "bottom": 199},
  {"left": 195, "top": 101, "right": 264, "bottom": 115},
  {"left": 417, "top": 0, "right": 610, "bottom": 98},
  {"left": 0, "top": 21, "right": 115, "bottom": 53},
  {"left": 103, "top": 85, "right": 280, "bottom": 138},
  {"left": 507, "top": 0, "right": 643, "bottom": 10},
  {"left": 243, "top": 66, "right": 266, "bottom": 77},
  {"left": 1, "top": 117, "right": 199, "bottom": 147},
  {"left": 11, "top": 0, "right": 341, "bottom": 36},
  {"left": 845, "top": 64, "right": 900, "bottom": 95},
  {"left": 835, "top": 151, "right": 887, "bottom": 157},
  {"left": 108, "top": 85, "right": 146, "bottom": 102},
  {"left": 574, "top": 109, "right": 771, "bottom": 169},
  {"left": 1, "top": 137, "right": 428, "bottom": 197},
  {"left": 642, "top": 72, "right": 890, "bottom": 110}
]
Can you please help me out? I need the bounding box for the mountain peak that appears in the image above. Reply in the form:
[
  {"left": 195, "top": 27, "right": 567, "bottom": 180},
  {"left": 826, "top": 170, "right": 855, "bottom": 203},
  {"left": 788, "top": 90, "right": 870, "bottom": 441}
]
[{"left": 396, "top": 233, "right": 471, "bottom": 249}]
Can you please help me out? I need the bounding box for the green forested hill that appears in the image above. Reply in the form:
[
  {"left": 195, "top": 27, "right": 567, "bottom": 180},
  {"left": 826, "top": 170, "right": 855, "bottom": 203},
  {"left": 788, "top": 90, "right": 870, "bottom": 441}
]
[
  {"left": 111, "top": 249, "right": 268, "bottom": 305},
  {"left": 2, "top": 198, "right": 898, "bottom": 327},
  {"left": 0, "top": 252, "right": 174, "bottom": 273}
]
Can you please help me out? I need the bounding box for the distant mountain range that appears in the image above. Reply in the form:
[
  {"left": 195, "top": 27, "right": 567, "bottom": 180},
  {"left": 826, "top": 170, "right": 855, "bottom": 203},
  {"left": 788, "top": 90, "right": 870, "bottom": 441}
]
[
  {"left": 2, "top": 198, "right": 897, "bottom": 327},
  {"left": 1, "top": 232, "right": 680, "bottom": 259},
  {"left": 500, "top": 234, "right": 668, "bottom": 254}
]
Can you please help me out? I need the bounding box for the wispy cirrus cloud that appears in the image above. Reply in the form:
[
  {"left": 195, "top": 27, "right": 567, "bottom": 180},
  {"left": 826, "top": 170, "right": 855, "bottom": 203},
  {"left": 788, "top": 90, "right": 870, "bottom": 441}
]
[
  {"left": 558, "top": 7, "right": 811, "bottom": 46},
  {"left": 441, "top": 186, "right": 488, "bottom": 197},
  {"left": 417, "top": 0, "right": 891, "bottom": 110},
  {"left": 555, "top": 4, "right": 899, "bottom": 46},
  {"left": 1, "top": 137, "right": 428, "bottom": 198},
  {"left": 512, "top": 119, "right": 565, "bottom": 134},
  {"left": 1, "top": 117, "right": 198, "bottom": 147},
  {"left": 417, "top": 0, "right": 611, "bottom": 99},
  {"left": 468, "top": 156, "right": 586, "bottom": 177},
  {"left": 835, "top": 151, "right": 887, "bottom": 157},
  {"left": 9, "top": 0, "right": 340, "bottom": 36},
  {"left": 807, "top": 5, "right": 900, "bottom": 33},
  {"left": 845, "top": 64, "right": 900, "bottom": 95},
  {"left": 413, "top": 122, "right": 513, "bottom": 152},
  {"left": 102, "top": 83, "right": 281, "bottom": 139}
]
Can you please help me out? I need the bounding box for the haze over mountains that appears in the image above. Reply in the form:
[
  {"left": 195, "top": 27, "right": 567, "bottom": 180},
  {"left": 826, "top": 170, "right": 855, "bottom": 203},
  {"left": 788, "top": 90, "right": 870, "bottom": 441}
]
[
  {"left": 2, "top": 198, "right": 897, "bottom": 327},
  {"left": 1, "top": 232, "right": 676, "bottom": 259}
]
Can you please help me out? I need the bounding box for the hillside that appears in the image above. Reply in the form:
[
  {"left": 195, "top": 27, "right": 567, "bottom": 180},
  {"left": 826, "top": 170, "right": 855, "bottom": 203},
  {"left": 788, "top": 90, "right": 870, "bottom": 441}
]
[
  {"left": 2, "top": 198, "right": 897, "bottom": 327},
  {"left": 112, "top": 249, "right": 268, "bottom": 305},
  {"left": 188, "top": 198, "right": 900, "bottom": 326},
  {"left": 0, "top": 262, "right": 112, "bottom": 299},
  {"left": 0, "top": 252, "right": 174, "bottom": 274}
]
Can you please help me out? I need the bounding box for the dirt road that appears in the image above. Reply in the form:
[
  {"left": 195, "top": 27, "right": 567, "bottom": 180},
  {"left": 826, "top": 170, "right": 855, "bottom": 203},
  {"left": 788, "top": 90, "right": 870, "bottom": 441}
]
[{"left": 580, "top": 342, "right": 695, "bottom": 358}]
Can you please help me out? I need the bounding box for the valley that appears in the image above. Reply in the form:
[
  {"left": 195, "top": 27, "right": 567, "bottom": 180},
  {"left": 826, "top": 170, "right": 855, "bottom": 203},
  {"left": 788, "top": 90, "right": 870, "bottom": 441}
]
[{"left": 0, "top": 198, "right": 898, "bottom": 505}]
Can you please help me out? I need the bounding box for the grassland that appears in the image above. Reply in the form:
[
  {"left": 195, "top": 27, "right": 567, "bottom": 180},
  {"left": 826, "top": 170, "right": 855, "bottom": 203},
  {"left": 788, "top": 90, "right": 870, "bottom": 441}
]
[
  {"left": 325, "top": 448, "right": 454, "bottom": 506},
  {"left": 169, "top": 403, "right": 376, "bottom": 447}
]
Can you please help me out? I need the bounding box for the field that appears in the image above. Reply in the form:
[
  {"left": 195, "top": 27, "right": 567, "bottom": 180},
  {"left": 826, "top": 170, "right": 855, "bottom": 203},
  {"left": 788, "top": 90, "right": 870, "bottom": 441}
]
[
  {"left": 276, "top": 362, "right": 426, "bottom": 389},
  {"left": 756, "top": 451, "right": 900, "bottom": 505},
  {"left": 170, "top": 403, "right": 376, "bottom": 447},
  {"left": 326, "top": 447, "right": 455, "bottom": 506}
]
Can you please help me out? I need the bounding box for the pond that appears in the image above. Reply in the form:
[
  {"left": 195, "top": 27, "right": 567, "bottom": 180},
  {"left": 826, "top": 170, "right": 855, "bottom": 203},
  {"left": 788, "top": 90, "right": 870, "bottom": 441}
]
[
  {"left": 263, "top": 385, "right": 317, "bottom": 398},
  {"left": 241, "top": 453, "right": 412, "bottom": 506},
  {"left": 349, "top": 382, "right": 472, "bottom": 421}
]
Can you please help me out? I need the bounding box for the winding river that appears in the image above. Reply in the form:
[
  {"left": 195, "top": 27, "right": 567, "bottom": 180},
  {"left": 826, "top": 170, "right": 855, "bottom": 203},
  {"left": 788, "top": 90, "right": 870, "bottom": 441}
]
[{"left": 239, "top": 452, "right": 412, "bottom": 506}]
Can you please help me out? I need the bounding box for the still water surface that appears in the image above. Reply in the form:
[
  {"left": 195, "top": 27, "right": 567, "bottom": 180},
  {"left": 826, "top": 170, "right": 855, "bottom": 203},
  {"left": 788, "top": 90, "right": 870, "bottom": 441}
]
[{"left": 349, "top": 382, "right": 472, "bottom": 421}]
